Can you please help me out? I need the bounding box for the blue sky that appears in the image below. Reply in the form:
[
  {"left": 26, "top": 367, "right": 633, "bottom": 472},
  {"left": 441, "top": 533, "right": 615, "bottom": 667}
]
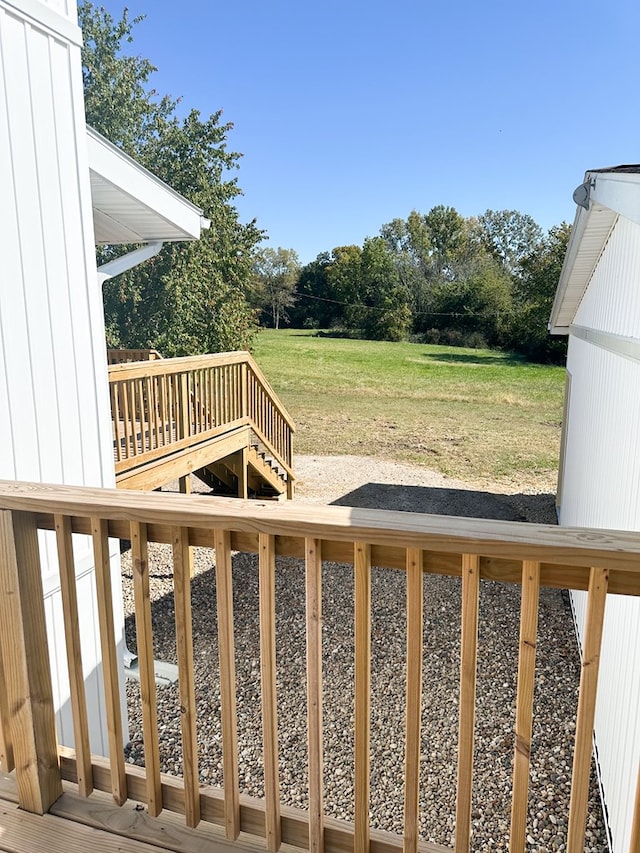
[{"left": 91, "top": 0, "right": 640, "bottom": 264}]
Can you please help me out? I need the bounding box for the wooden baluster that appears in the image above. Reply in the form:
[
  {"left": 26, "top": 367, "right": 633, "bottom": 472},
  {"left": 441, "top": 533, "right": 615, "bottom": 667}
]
[
  {"left": 259, "top": 534, "right": 281, "bottom": 851},
  {"left": 178, "top": 478, "right": 195, "bottom": 578},
  {"left": 0, "top": 511, "right": 61, "bottom": 812},
  {"left": 213, "top": 365, "right": 220, "bottom": 426},
  {"left": 0, "top": 637, "right": 13, "bottom": 773},
  {"left": 92, "top": 517, "right": 127, "bottom": 805},
  {"left": 172, "top": 526, "right": 200, "bottom": 828},
  {"left": 137, "top": 378, "right": 146, "bottom": 453},
  {"left": 110, "top": 380, "right": 122, "bottom": 463},
  {"left": 151, "top": 376, "right": 160, "bottom": 450},
  {"left": 131, "top": 522, "right": 162, "bottom": 817},
  {"left": 122, "top": 379, "right": 132, "bottom": 459},
  {"left": 306, "top": 538, "right": 324, "bottom": 853},
  {"left": 214, "top": 528, "right": 240, "bottom": 839},
  {"left": 509, "top": 560, "right": 540, "bottom": 852},
  {"left": 129, "top": 379, "right": 139, "bottom": 455},
  {"left": 567, "top": 566, "right": 608, "bottom": 852},
  {"left": 55, "top": 514, "right": 93, "bottom": 797},
  {"left": 180, "top": 373, "right": 190, "bottom": 440},
  {"left": 204, "top": 367, "right": 211, "bottom": 430},
  {"left": 241, "top": 360, "right": 248, "bottom": 421},
  {"left": 159, "top": 374, "right": 168, "bottom": 447},
  {"left": 404, "top": 548, "right": 423, "bottom": 853},
  {"left": 171, "top": 374, "right": 179, "bottom": 443},
  {"left": 455, "top": 554, "right": 480, "bottom": 853},
  {"left": 354, "top": 542, "right": 371, "bottom": 853}
]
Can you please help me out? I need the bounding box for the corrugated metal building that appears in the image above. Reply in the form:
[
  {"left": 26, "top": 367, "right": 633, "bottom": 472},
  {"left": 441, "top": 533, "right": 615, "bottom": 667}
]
[
  {"left": 0, "top": 0, "right": 206, "bottom": 754},
  {"left": 550, "top": 168, "right": 640, "bottom": 853}
]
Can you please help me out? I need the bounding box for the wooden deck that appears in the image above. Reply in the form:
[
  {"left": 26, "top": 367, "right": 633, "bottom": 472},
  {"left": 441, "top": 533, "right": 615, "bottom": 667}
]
[
  {"left": 0, "top": 481, "right": 639, "bottom": 852},
  {"left": 108, "top": 351, "right": 295, "bottom": 497}
]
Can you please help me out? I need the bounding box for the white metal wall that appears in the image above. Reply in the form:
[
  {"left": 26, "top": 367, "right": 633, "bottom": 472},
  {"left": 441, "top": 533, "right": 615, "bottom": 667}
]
[
  {"left": 574, "top": 214, "right": 640, "bottom": 337},
  {"left": 560, "top": 214, "right": 640, "bottom": 853},
  {"left": 0, "top": 0, "right": 126, "bottom": 755}
]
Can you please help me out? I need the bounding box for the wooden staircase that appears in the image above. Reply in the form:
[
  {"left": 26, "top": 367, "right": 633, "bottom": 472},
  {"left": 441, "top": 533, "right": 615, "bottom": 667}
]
[{"left": 108, "top": 351, "right": 295, "bottom": 498}]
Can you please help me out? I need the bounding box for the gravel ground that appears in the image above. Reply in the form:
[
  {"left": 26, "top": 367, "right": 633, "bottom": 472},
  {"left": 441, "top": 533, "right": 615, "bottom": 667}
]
[{"left": 121, "top": 455, "right": 609, "bottom": 852}]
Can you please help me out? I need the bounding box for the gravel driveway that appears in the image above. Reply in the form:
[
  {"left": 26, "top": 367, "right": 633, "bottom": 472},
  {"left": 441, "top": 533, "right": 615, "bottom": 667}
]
[{"left": 122, "top": 455, "right": 608, "bottom": 852}]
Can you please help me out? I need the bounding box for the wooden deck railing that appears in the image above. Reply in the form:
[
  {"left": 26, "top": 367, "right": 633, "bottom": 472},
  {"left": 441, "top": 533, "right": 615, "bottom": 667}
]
[
  {"left": 108, "top": 351, "right": 295, "bottom": 483},
  {"left": 0, "top": 481, "right": 639, "bottom": 851},
  {"left": 107, "top": 348, "right": 163, "bottom": 364}
]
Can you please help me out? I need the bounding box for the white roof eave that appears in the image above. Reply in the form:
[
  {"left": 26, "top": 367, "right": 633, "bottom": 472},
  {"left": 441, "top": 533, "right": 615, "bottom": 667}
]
[
  {"left": 87, "top": 126, "right": 209, "bottom": 245},
  {"left": 547, "top": 169, "right": 640, "bottom": 334}
]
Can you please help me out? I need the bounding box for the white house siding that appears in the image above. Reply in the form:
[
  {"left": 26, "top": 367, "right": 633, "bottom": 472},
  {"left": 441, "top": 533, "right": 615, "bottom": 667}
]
[
  {"left": 0, "top": 0, "right": 126, "bottom": 755},
  {"left": 558, "top": 214, "right": 640, "bottom": 853}
]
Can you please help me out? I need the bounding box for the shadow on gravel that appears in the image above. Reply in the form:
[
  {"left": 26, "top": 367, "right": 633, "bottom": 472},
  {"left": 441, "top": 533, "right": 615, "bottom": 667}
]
[{"left": 330, "top": 482, "right": 557, "bottom": 524}]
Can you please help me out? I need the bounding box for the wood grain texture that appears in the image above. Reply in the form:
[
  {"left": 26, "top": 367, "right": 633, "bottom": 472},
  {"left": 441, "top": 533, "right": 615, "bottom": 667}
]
[
  {"left": 3, "top": 480, "right": 640, "bottom": 576},
  {"left": 354, "top": 541, "right": 371, "bottom": 853},
  {"left": 509, "top": 560, "right": 540, "bottom": 852},
  {"left": 0, "top": 622, "right": 14, "bottom": 773},
  {"left": 215, "top": 528, "right": 240, "bottom": 840},
  {"left": 55, "top": 513, "right": 93, "bottom": 797},
  {"left": 566, "top": 566, "right": 608, "bottom": 852},
  {"left": 130, "top": 521, "right": 162, "bottom": 817},
  {"left": 92, "top": 517, "right": 127, "bottom": 806},
  {"left": 259, "top": 533, "right": 282, "bottom": 851},
  {"left": 0, "top": 511, "right": 62, "bottom": 813},
  {"left": 404, "top": 548, "right": 423, "bottom": 853},
  {"left": 455, "top": 554, "right": 479, "bottom": 853},
  {"left": 171, "top": 526, "right": 200, "bottom": 828},
  {"left": 55, "top": 751, "right": 454, "bottom": 853},
  {"left": 306, "top": 538, "right": 324, "bottom": 853}
]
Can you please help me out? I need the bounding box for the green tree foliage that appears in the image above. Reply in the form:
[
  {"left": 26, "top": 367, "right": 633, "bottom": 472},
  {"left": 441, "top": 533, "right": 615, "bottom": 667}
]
[
  {"left": 288, "top": 252, "right": 337, "bottom": 328},
  {"left": 358, "top": 238, "right": 412, "bottom": 341},
  {"left": 508, "top": 223, "right": 571, "bottom": 363},
  {"left": 79, "top": 2, "right": 263, "bottom": 355},
  {"left": 289, "top": 204, "right": 567, "bottom": 361},
  {"left": 325, "top": 245, "right": 364, "bottom": 329},
  {"left": 253, "top": 247, "right": 300, "bottom": 329},
  {"left": 430, "top": 254, "right": 513, "bottom": 347},
  {"left": 477, "top": 209, "right": 543, "bottom": 277}
]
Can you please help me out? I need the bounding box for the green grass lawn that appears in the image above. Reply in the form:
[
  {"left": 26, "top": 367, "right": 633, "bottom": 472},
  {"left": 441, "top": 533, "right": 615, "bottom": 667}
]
[{"left": 252, "top": 329, "right": 566, "bottom": 489}]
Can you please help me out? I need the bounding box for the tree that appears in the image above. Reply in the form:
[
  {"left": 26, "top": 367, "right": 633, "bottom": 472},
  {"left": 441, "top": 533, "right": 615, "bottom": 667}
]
[
  {"left": 79, "top": 2, "right": 263, "bottom": 355},
  {"left": 477, "top": 209, "right": 543, "bottom": 277},
  {"left": 289, "top": 253, "right": 335, "bottom": 328},
  {"left": 430, "top": 253, "right": 513, "bottom": 347},
  {"left": 253, "top": 247, "right": 300, "bottom": 329},
  {"left": 325, "top": 245, "right": 363, "bottom": 330},
  {"left": 507, "top": 223, "right": 571, "bottom": 363},
  {"left": 359, "top": 238, "right": 412, "bottom": 341}
]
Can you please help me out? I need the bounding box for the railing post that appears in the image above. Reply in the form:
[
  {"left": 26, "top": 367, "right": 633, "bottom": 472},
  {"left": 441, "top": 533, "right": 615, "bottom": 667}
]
[
  {"left": 567, "top": 566, "right": 608, "bottom": 852},
  {"left": 0, "top": 510, "right": 62, "bottom": 813}
]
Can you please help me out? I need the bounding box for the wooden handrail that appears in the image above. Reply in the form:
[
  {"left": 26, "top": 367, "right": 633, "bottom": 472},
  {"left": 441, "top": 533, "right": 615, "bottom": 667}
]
[
  {"left": 1, "top": 480, "right": 639, "bottom": 853},
  {"left": 106, "top": 348, "right": 162, "bottom": 364},
  {"left": 108, "top": 351, "right": 295, "bottom": 482}
]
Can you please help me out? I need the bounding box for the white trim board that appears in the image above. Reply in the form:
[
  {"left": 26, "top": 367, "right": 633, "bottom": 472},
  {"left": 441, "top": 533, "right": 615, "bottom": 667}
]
[
  {"left": 570, "top": 324, "right": 640, "bottom": 365},
  {"left": 1, "top": 0, "right": 81, "bottom": 45}
]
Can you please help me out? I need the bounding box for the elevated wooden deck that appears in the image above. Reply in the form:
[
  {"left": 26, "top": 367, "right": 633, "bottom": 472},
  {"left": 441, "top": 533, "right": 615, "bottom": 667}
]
[
  {"left": 108, "top": 351, "right": 295, "bottom": 498},
  {"left": 0, "top": 481, "right": 639, "bottom": 852}
]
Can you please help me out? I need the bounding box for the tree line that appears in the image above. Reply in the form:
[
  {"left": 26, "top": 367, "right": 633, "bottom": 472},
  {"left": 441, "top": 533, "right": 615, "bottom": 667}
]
[
  {"left": 255, "top": 210, "right": 570, "bottom": 363},
  {"left": 83, "top": 4, "right": 568, "bottom": 365}
]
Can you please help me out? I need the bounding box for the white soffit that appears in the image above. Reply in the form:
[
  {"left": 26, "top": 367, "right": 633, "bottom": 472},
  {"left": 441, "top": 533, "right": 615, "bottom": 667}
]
[
  {"left": 87, "top": 126, "right": 208, "bottom": 245},
  {"left": 549, "top": 167, "right": 640, "bottom": 334}
]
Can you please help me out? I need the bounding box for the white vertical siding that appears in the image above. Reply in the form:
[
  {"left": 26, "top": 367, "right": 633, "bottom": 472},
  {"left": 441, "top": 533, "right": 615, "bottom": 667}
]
[
  {"left": 560, "top": 215, "right": 640, "bottom": 852},
  {"left": 0, "top": 0, "right": 126, "bottom": 755},
  {"left": 574, "top": 215, "right": 640, "bottom": 337}
]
